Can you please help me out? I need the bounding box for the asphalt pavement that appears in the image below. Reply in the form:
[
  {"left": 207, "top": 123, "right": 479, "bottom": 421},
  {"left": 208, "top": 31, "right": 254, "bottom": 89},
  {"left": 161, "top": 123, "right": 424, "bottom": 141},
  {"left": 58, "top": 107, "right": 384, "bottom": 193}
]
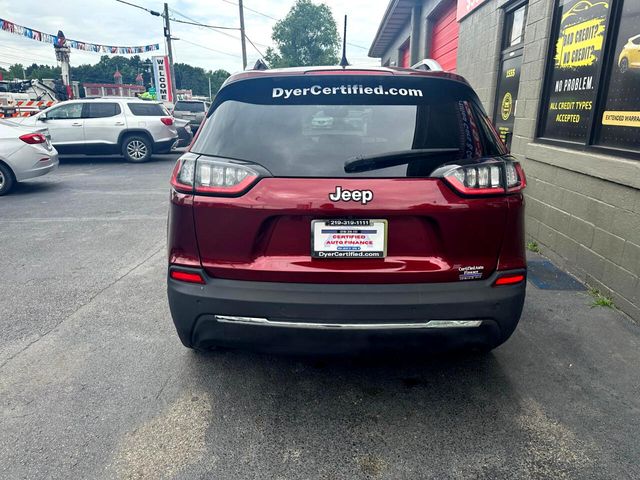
[{"left": 1, "top": 154, "right": 639, "bottom": 480}]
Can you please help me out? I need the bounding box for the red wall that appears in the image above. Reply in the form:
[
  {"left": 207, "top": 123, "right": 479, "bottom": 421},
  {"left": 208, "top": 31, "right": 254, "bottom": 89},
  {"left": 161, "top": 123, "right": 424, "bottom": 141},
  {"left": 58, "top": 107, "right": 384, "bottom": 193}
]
[
  {"left": 399, "top": 39, "right": 411, "bottom": 68},
  {"left": 429, "top": 1, "right": 459, "bottom": 72}
]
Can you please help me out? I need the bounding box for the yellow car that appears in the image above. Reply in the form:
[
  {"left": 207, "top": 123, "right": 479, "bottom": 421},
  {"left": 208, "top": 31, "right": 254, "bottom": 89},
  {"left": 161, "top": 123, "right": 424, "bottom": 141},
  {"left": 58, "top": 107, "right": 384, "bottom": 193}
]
[{"left": 619, "top": 34, "right": 640, "bottom": 73}]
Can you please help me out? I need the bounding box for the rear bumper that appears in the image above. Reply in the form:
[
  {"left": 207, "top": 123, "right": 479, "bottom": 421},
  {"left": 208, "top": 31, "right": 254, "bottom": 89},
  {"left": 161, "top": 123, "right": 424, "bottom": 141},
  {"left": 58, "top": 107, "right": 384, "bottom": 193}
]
[
  {"left": 153, "top": 138, "right": 178, "bottom": 154},
  {"left": 14, "top": 153, "right": 59, "bottom": 181},
  {"left": 167, "top": 268, "right": 526, "bottom": 353},
  {"left": 174, "top": 127, "right": 193, "bottom": 148}
]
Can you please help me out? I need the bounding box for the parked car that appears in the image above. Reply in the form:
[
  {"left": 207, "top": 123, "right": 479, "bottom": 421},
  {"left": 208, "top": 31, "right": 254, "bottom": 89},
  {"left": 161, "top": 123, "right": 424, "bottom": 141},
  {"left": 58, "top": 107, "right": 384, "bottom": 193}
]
[
  {"left": 167, "top": 65, "right": 527, "bottom": 353},
  {"left": 172, "top": 100, "right": 208, "bottom": 127},
  {"left": 0, "top": 119, "right": 58, "bottom": 195},
  {"left": 17, "top": 98, "right": 178, "bottom": 162},
  {"left": 173, "top": 117, "right": 193, "bottom": 148},
  {"left": 618, "top": 34, "right": 640, "bottom": 73}
]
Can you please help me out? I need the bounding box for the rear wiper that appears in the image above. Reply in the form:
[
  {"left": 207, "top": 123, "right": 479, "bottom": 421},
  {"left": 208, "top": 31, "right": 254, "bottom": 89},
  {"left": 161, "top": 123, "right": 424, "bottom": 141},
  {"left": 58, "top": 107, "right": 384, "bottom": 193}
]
[{"left": 344, "top": 148, "right": 460, "bottom": 173}]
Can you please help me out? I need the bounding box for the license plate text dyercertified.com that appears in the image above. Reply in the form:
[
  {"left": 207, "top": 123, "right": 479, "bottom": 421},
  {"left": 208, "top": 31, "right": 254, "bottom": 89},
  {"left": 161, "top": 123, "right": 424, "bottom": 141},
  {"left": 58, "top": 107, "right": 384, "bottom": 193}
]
[{"left": 311, "top": 219, "right": 387, "bottom": 259}]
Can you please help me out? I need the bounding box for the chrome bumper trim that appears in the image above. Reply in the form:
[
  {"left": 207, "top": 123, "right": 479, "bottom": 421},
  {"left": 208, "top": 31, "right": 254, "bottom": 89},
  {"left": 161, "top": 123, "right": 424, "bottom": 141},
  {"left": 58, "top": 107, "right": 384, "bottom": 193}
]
[{"left": 214, "top": 316, "right": 483, "bottom": 330}]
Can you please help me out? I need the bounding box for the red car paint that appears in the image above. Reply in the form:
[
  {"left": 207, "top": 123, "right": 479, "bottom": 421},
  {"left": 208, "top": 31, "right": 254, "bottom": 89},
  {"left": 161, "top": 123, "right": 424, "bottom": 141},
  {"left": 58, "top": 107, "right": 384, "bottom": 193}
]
[
  {"left": 182, "top": 178, "right": 523, "bottom": 283},
  {"left": 166, "top": 66, "right": 527, "bottom": 352},
  {"left": 168, "top": 67, "right": 526, "bottom": 284}
]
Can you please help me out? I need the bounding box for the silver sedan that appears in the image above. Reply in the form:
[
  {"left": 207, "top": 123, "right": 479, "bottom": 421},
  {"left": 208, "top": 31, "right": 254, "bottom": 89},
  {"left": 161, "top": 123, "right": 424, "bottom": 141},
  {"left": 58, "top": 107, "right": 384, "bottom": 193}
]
[{"left": 0, "top": 119, "right": 58, "bottom": 195}]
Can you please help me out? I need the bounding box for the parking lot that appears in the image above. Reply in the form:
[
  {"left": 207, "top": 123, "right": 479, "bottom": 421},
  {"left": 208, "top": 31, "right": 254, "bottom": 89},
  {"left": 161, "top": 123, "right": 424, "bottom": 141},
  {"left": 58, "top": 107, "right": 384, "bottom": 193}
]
[{"left": 1, "top": 154, "right": 639, "bottom": 480}]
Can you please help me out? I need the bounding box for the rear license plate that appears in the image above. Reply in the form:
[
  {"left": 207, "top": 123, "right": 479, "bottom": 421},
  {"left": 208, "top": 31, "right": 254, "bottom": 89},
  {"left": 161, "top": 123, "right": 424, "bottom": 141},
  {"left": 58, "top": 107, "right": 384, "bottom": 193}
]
[{"left": 311, "top": 219, "right": 387, "bottom": 259}]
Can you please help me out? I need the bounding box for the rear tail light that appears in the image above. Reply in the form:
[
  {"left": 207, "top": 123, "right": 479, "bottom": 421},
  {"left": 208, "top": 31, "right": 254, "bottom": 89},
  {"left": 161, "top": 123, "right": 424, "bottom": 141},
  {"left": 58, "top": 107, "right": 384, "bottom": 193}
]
[
  {"left": 19, "top": 133, "right": 47, "bottom": 144},
  {"left": 506, "top": 162, "right": 527, "bottom": 192},
  {"left": 170, "top": 154, "right": 260, "bottom": 196},
  {"left": 160, "top": 117, "right": 174, "bottom": 126},
  {"left": 170, "top": 269, "right": 205, "bottom": 284},
  {"left": 438, "top": 160, "right": 526, "bottom": 195},
  {"left": 494, "top": 274, "right": 526, "bottom": 286}
]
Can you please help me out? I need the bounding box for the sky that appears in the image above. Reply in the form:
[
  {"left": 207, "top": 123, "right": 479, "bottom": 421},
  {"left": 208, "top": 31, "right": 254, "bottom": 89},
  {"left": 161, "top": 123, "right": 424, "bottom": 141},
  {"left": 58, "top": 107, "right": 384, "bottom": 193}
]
[{"left": 0, "top": 0, "right": 389, "bottom": 75}]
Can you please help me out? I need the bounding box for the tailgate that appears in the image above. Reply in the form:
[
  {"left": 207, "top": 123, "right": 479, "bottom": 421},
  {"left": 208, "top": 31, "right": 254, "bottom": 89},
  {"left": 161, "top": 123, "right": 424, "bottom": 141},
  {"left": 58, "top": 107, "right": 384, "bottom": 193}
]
[{"left": 193, "top": 178, "right": 508, "bottom": 284}]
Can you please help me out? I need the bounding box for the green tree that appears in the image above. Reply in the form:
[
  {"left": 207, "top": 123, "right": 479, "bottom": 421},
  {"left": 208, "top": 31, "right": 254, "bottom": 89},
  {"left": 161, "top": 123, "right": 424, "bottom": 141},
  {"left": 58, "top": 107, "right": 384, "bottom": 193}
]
[
  {"left": 8, "top": 63, "right": 26, "bottom": 80},
  {"left": 2, "top": 58, "right": 229, "bottom": 98},
  {"left": 208, "top": 69, "right": 231, "bottom": 96},
  {"left": 174, "top": 64, "right": 230, "bottom": 97},
  {"left": 25, "top": 63, "right": 61, "bottom": 80},
  {"left": 264, "top": 0, "right": 340, "bottom": 68}
]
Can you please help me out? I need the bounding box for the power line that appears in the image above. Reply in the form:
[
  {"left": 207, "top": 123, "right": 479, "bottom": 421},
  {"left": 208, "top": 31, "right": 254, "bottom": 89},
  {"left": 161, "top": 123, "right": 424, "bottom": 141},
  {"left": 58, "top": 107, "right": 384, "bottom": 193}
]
[
  {"left": 178, "top": 38, "right": 242, "bottom": 59},
  {"left": 244, "top": 34, "right": 265, "bottom": 59},
  {"left": 221, "top": 0, "right": 278, "bottom": 20},
  {"left": 170, "top": 7, "right": 269, "bottom": 48},
  {"left": 169, "top": 8, "right": 242, "bottom": 41},
  {"left": 114, "top": 0, "right": 363, "bottom": 63},
  {"left": 114, "top": 0, "right": 161, "bottom": 16},
  {"left": 219, "top": 0, "right": 369, "bottom": 50},
  {"left": 115, "top": 0, "right": 237, "bottom": 30},
  {"left": 115, "top": 1, "right": 271, "bottom": 55},
  {"left": 168, "top": 17, "right": 240, "bottom": 30}
]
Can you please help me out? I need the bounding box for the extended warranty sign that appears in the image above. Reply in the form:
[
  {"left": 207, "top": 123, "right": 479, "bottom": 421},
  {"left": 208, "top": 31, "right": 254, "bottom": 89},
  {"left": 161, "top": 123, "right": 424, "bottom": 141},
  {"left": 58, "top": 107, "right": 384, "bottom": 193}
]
[{"left": 501, "top": 92, "right": 513, "bottom": 121}]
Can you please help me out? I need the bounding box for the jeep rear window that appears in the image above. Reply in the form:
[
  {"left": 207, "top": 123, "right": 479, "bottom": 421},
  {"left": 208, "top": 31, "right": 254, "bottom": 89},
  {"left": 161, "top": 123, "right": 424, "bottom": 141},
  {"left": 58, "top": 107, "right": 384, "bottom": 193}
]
[
  {"left": 191, "top": 76, "right": 507, "bottom": 177},
  {"left": 174, "top": 101, "right": 205, "bottom": 112},
  {"left": 127, "top": 103, "right": 167, "bottom": 116}
]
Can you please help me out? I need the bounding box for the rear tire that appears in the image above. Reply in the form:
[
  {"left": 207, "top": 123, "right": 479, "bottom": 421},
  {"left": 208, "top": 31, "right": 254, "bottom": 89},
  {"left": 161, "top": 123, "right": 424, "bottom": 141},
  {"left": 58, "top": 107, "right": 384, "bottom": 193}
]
[
  {"left": 620, "top": 58, "right": 629, "bottom": 74},
  {"left": 0, "top": 163, "right": 15, "bottom": 196},
  {"left": 122, "top": 135, "right": 152, "bottom": 163}
]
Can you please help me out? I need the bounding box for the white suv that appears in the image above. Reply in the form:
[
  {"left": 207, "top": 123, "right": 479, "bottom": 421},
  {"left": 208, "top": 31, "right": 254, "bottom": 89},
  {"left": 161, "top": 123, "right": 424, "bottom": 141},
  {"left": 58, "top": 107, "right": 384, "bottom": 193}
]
[{"left": 18, "top": 98, "right": 178, "bottom": 162}]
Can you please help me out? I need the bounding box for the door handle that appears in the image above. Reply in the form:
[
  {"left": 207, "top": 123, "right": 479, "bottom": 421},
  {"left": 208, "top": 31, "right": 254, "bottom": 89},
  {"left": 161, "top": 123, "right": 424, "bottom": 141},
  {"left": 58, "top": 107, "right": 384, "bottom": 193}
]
[
  {"left": 114, "top": 121, "right": 125, "bottom": 126},
  {"left": 72, "top": 122, "right": 82, "bottom": 126}
]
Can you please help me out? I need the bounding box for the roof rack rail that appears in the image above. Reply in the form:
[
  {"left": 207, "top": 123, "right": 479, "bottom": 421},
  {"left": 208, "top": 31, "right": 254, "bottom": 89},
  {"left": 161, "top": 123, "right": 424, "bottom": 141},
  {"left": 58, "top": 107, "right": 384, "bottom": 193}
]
[
  {"left": 410, "top": 59, "right": 443, "bottom": 72},
  {"left": 252, "top": 59, "right": 269, "bottom": 71}
]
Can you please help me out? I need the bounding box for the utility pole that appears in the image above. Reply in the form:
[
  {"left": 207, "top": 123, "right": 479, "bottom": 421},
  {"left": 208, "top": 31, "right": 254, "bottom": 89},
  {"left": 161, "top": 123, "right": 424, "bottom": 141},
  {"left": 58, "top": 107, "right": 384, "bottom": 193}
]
[
  {"left": 238, "top": 0, "right": 247, "bottom": 70},
  {"left": 163, "top": 2, "right": 178, "bottom": 102},
  {"left": 208, "top": 75, "right": 212, "bottom": 101}
]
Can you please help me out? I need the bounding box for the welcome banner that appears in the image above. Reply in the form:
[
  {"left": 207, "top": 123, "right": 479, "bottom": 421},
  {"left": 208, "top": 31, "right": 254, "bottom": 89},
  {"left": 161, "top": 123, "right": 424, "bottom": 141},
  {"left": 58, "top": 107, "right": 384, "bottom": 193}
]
[
  {"left": 152, "top": 55, "right": 173, "bottom": 103},
  {"left": 0, "top": 18, "right": 160, "bottom": 54}
]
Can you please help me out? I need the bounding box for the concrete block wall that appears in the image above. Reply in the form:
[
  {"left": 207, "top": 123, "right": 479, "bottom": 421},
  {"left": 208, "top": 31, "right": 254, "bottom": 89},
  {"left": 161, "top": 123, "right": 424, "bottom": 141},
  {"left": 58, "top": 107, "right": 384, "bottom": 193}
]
[
  {"left": 458, "top": 0, "right": 640, "bottom": 320},
  {"left": 456, "top": 0, "right": 503, "bottom": 114}
]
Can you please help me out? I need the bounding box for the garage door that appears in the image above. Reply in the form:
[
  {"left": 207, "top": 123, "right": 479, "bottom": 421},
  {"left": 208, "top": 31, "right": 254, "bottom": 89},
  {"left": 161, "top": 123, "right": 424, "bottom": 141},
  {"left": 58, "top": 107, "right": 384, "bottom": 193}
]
[
  {"left": 399, "top": 39, "right": 410, "bottom": 68},
  {"left": 429, "top": 1, "right": 459, "bottom": 72}
]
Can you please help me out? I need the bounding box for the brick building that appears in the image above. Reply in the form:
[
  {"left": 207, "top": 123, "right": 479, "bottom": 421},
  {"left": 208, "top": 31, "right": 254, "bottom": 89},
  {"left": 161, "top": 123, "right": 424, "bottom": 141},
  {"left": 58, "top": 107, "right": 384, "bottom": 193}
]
[
  {"left": 370, "top": 0, "right": 640, "bottom": 320},
  {"left": 83, "top": 69, "right": 145, "bottom": 98}
]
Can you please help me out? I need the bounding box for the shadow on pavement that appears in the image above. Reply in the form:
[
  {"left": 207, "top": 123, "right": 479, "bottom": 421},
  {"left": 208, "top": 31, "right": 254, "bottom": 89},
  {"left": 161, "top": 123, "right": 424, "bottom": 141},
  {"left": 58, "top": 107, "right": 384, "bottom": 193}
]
[
  {"left": 8, "top": 180, "right": 61, "bottom": 196},
  {"left": 172, "top": 348, "right": 546, "bottom": 478}
]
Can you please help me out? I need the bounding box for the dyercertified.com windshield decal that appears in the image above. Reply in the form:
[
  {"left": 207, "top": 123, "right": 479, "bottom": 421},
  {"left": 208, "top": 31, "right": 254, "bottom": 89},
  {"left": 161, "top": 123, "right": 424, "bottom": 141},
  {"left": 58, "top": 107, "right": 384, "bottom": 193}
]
[{"left": 272, "top": 85, "right": 424, "bottom": 99}]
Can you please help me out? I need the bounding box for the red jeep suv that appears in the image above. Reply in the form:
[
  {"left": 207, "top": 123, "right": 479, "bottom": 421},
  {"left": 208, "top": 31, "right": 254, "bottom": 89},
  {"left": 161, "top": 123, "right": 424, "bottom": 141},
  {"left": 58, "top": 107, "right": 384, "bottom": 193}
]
[{"left": 167, "top": 66, "right": 527, "bottom": 353}]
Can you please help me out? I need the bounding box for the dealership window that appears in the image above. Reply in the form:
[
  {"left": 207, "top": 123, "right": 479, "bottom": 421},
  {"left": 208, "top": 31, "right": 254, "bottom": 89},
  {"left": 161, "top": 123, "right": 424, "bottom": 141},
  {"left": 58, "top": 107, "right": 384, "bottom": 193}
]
[
  {"left": 537, "top": 0, "right": 640, "bottom": 155},
  {"left": 595, "top": 1, "right": 640, "bottom": 151}
]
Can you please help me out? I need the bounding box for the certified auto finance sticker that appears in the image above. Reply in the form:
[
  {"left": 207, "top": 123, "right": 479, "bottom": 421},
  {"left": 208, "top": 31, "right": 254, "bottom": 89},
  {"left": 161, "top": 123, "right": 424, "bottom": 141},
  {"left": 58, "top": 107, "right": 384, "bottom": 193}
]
[{"left": 459, "top": 265, "right": 484, "bottom": 280}]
